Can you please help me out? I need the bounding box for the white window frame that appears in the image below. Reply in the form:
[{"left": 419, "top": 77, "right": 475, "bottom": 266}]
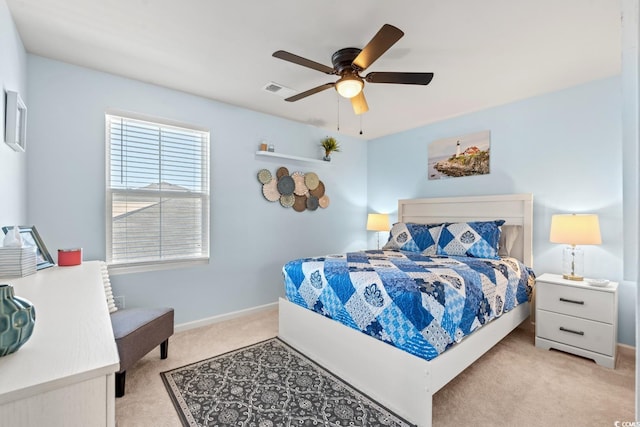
[{"left": 105, "top": 110, "right": 210, "bottom": 275}]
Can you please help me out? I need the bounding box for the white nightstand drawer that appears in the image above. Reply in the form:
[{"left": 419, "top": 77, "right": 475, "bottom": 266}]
[
  {"left": 536, "top": 281, "right": 614, "bottom": 323},
  {"left": 536, "top": 310, "right": 614, "bottom": 356}
]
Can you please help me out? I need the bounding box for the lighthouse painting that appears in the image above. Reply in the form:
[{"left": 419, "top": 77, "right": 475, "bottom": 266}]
[{"left": 428, "top": 130, "right": 491, "bottom": 180}]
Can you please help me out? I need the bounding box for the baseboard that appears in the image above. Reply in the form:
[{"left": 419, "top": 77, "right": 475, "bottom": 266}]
[
  {"left": 618, "top": 342, "right": 636, "bottom": 358},
  {"left": 174, "top": 301, "right": 278, "bottom": 333}
]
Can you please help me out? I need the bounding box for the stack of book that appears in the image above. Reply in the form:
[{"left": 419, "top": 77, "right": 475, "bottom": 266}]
[{"left": 0, "top": 247, "right": 37, "bottom": 278}]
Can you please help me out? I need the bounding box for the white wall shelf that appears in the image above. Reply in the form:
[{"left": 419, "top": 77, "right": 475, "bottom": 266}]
[{"left": 255, "top": 151, "right": 328, "bottom": 165}]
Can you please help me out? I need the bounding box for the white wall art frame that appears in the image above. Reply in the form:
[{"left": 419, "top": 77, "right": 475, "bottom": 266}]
[{"left": 4, "top": 90, "right": 27, "bottom": 152}]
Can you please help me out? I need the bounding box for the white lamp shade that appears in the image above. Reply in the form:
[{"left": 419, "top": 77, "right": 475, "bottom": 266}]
[
  {"left": 367, "top": 213, "right": 390, "bottom": 231},
  {"left": 549, "top": 214, "right": 602, "bottom": 245},
  {"left": 336, "top": 75, "right": 364, "bottom": 98}
]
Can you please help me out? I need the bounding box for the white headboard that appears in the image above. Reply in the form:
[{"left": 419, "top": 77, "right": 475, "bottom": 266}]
[{"left": 398, "top": 193, "right": 533, "bottom": 267}]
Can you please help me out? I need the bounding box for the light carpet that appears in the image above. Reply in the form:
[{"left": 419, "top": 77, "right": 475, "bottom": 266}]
[
  {"left": 161, "top": 337, "right": 413, "bottom": 426},
  {"left": 116, "top": 308, "right": 635, "bottom": 427}
]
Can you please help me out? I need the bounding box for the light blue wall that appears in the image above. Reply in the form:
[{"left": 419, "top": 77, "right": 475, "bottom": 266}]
[
  {"left": 368, "top": 77, "right": 635, "bottom": 345},
  {"left": 0, "top": 0, "right": 27, "bottom": 226},
  {"left": 26, "top": 55, "right": 367, "bottom": 324}
]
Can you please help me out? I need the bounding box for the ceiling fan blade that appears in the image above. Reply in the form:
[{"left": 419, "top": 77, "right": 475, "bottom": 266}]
[
  {"left": 352, "top": 24, "right": 404, "bottom": 71},
  {"left": 285, "top": 83, "right": 335, "bottom": 102},
  {"left": 351, "top": 91, "right": 369, "bottom": 115},
  {"left": 273, "top": 50, "right": 335, "bottom": 74},
  {"left": 365, "top": 72, "right": 434, "bottom": 85}
]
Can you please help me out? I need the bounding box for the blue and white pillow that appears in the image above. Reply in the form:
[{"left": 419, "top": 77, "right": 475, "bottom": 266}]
[
  {"left": 383, "top": 222, "right": 442, "bottom": 255},
  {"left": 436, "top": 220, "right": 505, "bottom": 259}
]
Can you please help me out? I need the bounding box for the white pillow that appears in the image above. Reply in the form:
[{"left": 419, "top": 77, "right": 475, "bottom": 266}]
[{"left": 498, "top": 225, "right": 521, "bottom": 257}]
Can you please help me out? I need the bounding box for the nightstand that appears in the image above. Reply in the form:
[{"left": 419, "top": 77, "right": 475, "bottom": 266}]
[{"left": 535, "top": 273, "right": 618, "bottom": 368}]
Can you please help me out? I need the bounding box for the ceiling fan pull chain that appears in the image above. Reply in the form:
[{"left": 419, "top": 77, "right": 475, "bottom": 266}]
[
  {"left": 336, "top": 94, "right": 340, "bottom": 131},
  {"left": 359, "top": 115, "right": 363, "bottom": 135}
]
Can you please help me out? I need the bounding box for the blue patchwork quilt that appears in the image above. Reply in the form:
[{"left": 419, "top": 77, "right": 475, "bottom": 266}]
[{"left": 283, "top": 250, "right": 535, "bottom": 361}]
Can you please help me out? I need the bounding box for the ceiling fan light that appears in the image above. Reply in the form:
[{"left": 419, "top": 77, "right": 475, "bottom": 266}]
[{"left": 335, "top": 75, "right": 363, "bottom": 98}]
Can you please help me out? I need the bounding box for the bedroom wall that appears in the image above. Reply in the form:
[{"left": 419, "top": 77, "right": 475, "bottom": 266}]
[
  {"left": 367, "top": 77, "right": 636, "bottom": 346},
  {"left": 25, "top": 55, "right": 367, "bottom": 325},
  {"left": 0, "top": 0, "right": 27, "bottom": 226}
]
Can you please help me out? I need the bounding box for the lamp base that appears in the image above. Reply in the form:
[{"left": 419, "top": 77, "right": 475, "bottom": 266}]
[
  {"left": 562, "top": 246, "right": 584, "bottom": 282},
  {"left": 562, "top": 273, "right": 584, "bottom": 281}
]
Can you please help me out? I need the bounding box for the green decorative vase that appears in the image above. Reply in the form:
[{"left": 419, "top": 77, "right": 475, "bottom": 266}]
[{"left": 0, "top": 284, "right": 36, "bottom": 357}]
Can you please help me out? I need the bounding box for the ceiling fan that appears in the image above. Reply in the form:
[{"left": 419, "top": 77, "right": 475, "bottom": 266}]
[{"left": 272, "top": 24, "right": 434, "bottom": 115}]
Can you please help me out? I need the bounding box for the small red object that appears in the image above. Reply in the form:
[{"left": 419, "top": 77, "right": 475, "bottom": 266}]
[{"left": 58, "top": 248, "right": 82, "bottom": 266}]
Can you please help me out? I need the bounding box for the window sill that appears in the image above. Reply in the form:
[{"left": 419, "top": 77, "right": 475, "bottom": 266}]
[{"left": 107, "top": 258, "right": 209, "bottom": 276}]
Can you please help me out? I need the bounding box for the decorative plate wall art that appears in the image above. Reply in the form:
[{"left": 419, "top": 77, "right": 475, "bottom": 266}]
[
  {"left": 257, "top": 169, "right": 272, "bottom": 184},
  {"left": 277, "top": 175, "right": 295, "bottom": 195},
  {"left": 292, "top": 172, "right": 308, "bottom": 196},
  {"left": 261, "top": 178, "right": 280, "bottom": 202},
  {"left": 257, "top": 167, "right": 330, "bottom": 212}
]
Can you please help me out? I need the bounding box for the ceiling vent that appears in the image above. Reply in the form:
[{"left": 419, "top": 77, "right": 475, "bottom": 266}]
[{"left": 262, "top": 82, "right": 296, "bottom": 98}]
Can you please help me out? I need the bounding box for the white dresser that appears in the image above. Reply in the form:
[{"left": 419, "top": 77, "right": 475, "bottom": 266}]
[
  {"left": 0, "top": 261, "right": 120, "bottom": 426},
  {"left": 535, "top": 273, "right": 618, "bottom": 368}
]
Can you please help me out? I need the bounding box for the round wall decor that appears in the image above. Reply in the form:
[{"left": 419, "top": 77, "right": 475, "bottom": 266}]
[
  {"left": 293, "top": 195, "right": 307, "bottom": 212},
  {"left": 262, "top": 178, "right": 280, "bottom": 202},
  {"left": 306, "top": 195, "right": 319, "bottom": 211},
  {"left": 292, "top": 172, "right": 309, "bottom": 196},
  {"left": 304, "top": 172, "right": 319, "bottom": 190},
  {"left": 257, "top": 166, "right": 330, "bottom": 213},
  {"left": 257, "top": 169, "right": 272, "bottom": 184},
  {"left": 318, "top": 195, "right": 330, "bottom": 208},
  {"left": 276, "top": 166, "right": 290, "bottom": 179},
  {"left": 309, "top": 181, "right": 325, "bottom": 198},
  {"left": 277, "top": 175, "right": 295, "bottom": 195}
]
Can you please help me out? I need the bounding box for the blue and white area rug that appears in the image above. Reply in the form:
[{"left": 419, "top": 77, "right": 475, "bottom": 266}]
[{"left": 161, "top": 337, "right": 414, "bottom": 426}]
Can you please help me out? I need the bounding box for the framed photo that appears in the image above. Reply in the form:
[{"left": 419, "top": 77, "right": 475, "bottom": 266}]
[
  {"left": 4, "top": 90, "right": 27, "bottom": 152},
  {"left": 1, "top": 225, "right": 54, "bottom": 270},
  {"left": 428, "top": 130, "right": 491, "bottom": 180}
]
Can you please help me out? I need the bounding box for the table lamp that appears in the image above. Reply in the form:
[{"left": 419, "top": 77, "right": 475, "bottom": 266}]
[
  {"left": 367, "top": 213, "right": 390, "bottom": 249},
  {"left": 549, "top": 213, "right": 601, "bottom": 281}
]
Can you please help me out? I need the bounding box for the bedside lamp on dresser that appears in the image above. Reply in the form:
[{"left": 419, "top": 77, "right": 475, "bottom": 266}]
[
  {"left": 549, "top": 213, "right": 601, "bottom": 281},
  {"left": 536, "top": 213, "right": 618, "bottom": 368},
  {"left": 367, "top": 213, "right": 390, "bottom": 250}
]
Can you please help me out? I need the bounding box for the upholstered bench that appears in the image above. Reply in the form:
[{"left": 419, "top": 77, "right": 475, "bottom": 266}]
[
  {"left": 110, "top": 307, "right": 174, "bottom": 397},
  {"left": 100, "top": 262, "right": 174, "bottom": 397}
]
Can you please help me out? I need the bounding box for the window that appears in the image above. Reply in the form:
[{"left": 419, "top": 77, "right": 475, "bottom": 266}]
[{"left": 106, "top": 113, "right": 210, "bottom": 272}]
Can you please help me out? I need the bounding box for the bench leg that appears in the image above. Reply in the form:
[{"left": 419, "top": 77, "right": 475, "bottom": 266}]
[
  {"left": 160, "top": 338, "right": 169, "bottom": 359},
  {"left": 115, "top": 371, "right": 126, "bottom": 398}
]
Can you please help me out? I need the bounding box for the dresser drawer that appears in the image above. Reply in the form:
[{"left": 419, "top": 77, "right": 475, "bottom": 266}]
[
  {"left": 536, "top": 310, "right": 614, "bottom": 356},
  {"left": 536, "top": 281, "right": 614, "bottom": 323}
]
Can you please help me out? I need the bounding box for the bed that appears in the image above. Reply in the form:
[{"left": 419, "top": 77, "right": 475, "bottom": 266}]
[{"left": 278, "top": 193, "right": 534, "bottom": 427}]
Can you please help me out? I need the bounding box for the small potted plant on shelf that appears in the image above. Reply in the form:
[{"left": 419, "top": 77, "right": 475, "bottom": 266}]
[{"left": 320, "top": 136, "right": 340, "bottom": 161}]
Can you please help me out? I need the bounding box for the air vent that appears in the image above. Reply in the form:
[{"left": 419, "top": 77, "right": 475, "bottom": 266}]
[
  {"left": 265, "top": 83, "right": 282, "bottom": 93},
  {"left": 262, "top": 82, "right": 296, "bottom": 98}
]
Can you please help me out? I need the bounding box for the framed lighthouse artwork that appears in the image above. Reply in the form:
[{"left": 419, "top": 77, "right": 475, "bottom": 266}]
[{"left": 427, "top": 130, "right": 491, "bottom": 180}]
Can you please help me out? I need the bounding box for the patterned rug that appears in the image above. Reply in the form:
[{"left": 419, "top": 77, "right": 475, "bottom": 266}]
[{"left": 161, "top": 337, "right": 414, "bottom": 426}]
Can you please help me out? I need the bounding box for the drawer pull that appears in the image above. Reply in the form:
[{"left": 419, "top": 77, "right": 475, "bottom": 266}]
[
  {"left": 559, "top": 326, "right": 584, "bottom": 336},
  {"left": 559, "top": 297, "right": 584, "bottom": 305}
]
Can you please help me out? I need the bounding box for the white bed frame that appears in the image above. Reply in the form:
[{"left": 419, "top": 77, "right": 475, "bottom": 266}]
[{"left": 278, "top": 193, "right": 533, "bottom": 427}]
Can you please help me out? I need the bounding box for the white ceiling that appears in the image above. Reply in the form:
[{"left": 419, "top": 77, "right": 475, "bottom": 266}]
[{"left": 6, "top": 0, "right": 621, "bottom": 139}]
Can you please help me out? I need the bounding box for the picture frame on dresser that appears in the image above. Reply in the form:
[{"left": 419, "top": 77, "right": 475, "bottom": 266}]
[
  {"left": 4, "top": 90, "right": 27, "bottom": 152},
  {"left": 1, "top": 226, "right": 55, "bottom": 270}
]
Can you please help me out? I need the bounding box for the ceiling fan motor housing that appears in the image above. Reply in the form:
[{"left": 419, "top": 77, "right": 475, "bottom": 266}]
[{"left": 331, "top": 48, "right": 362, "bottom": 74}]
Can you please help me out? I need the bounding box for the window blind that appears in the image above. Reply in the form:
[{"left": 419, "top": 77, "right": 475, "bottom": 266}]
[{"left": 106, "top": 114, "right": 209, "bottom": 268}]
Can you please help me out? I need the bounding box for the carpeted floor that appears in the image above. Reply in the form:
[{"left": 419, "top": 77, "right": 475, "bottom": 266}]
[{"left": 115, "top": 307, "right": 635, "bottom": 427}]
